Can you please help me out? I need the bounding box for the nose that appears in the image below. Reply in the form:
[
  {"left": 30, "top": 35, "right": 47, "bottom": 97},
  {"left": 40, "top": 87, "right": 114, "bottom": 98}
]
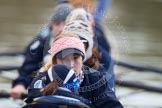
[{"left": 68, "top": 60, "right": 74, "bottom": 68}]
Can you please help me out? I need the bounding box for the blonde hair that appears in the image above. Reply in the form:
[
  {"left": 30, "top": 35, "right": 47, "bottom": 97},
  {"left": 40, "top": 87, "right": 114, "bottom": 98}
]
[{"left": 39, "top": 60, "right": 52, "bottom": 73}]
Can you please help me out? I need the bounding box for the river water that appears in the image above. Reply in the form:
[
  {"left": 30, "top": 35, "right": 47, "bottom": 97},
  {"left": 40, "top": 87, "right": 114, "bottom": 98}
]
[{"left": 0, "top": 0, "right": 162, "bottom": 108}]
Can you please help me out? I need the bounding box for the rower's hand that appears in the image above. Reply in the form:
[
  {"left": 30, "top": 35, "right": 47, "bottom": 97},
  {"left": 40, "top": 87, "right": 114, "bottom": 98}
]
[{"left": 11, "top": 85, "right": 27, "bottom": 99}]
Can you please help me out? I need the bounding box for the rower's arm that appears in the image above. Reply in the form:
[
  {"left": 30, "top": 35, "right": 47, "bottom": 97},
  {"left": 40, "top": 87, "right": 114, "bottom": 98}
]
[
  {"left": 94, "top": 0, "right": 112, "bottom": 23},
  {"left": 12, "top": 36, "right": 47, "bottom": 88}
]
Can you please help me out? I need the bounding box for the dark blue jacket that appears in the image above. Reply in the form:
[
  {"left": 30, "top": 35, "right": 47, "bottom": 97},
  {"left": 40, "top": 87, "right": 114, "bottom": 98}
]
[
  {"left": 94, "top": 21, "right": 115, "bottom": 91},
  {"left": 26, "top": 65, "right": 123, "bottom": 108},
  {"left": 12, "top": 26, "right": 52, "bottom": 88}
]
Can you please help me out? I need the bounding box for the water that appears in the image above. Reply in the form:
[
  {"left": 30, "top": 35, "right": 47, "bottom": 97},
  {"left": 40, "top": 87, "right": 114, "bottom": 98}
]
[{"left": 0, "top": 0, "right": 162, "bottom": 108}]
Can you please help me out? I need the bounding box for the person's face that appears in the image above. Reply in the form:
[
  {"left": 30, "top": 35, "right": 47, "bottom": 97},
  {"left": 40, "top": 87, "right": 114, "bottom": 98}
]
[
  {"left": 56, "top": 54, "right": 83, "bottom": 76},
  {"left": 52, "top": 22, "right": 65, "bottom": 36}
]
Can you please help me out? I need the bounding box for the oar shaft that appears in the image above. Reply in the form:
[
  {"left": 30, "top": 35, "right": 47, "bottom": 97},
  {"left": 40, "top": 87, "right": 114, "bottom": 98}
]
[
  {"left": 0, "top": 52, "right": 23, "bottom": 56},
  {"left": 0, "top": 66, "right": 19, "bottom": 71},
  {"left": 115, "top": 60, "right": 162, "bottom": 74},
  {"left": 116, "top": 79, "right": 162, "bottom": 93},
  {"left": 0, "top": 92, "right": 27, "bottom": 99},
  {"left": 0, "top": 92, "right": 10, "bottom": 98}
]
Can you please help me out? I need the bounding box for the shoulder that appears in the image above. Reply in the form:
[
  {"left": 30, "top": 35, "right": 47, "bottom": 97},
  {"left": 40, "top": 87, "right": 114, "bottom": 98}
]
[
  {"left": 27, "top": 35, "right": 48, "bottom": 52},
  {"left": 29, "top": 72, "right": 49, "bottom": 89},
  {"left": 83, "top": 65, "right": 100, "bottom": 75},
  {"left": 38, "top": 25, "right": 51, "bottom": 39},
  {"left": 83, "top": 65, "right": 105, "bottom": 83},
  {"left": 29, "top": 25, "right": 51, "bottom": 48}
]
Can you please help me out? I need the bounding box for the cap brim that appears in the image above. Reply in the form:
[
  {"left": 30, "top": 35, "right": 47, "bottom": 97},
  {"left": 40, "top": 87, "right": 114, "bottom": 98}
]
[{"left": 55, "top": 48, "right": 84, "bottom": 59}]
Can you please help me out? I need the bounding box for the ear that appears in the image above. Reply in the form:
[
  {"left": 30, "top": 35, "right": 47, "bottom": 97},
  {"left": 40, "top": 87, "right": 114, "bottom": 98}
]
[{"left": 52, "top": 56, "right": 57, "bottom": 65}]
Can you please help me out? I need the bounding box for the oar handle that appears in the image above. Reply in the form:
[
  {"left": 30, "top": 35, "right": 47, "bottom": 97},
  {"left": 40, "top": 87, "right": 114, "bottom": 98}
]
[
  {"left": 0, "top": 92, "right": 10, "bottom": 98},
  {"left": 116, "top": 79, "right": 162, "bottom": 93},
  {"left": 0, "top": 91, "right": 28, "bottom": 99},
  {"left": 21, "top": 93, "right": 28, "bottom": 99}
]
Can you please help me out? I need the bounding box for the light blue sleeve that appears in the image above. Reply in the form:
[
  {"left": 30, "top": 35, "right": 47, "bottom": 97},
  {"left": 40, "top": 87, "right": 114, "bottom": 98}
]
[
  {"left": 39, "top": 24, "right": 51, "bottom": 39},
  {"left": 94, "top": 0, "right": 112, "bottom": 23}
]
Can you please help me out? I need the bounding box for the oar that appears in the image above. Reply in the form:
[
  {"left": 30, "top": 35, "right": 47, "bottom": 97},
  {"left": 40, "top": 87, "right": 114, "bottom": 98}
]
[
  {"left": 115, "top": 60, "right": 162, "bottom": 74},
  {"left": 0, "top": 60, "right": 162, "bottom": 74},
  {"left": 1, "top": 51, "right": 162, "bottom": 74},
  {"left": 116, "top": 79, "right": 162, "bottom": 93},
  {"left": 0, "top": 91, "right": 27, "bottom": 99},
  {"left": 0, "top": 52, "right": 23, "bottom": 56},
  {"left": 1, "top": 79, "right": 162, "bottom": 99},
  {"left": 0, "top": 66, "right": 19, "bottom": 71}
]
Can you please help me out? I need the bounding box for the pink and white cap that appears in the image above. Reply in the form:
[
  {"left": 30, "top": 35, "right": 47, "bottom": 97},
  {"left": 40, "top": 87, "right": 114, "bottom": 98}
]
[{"left": 48, "top": 36, "right": 86, "bottom": 59}]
